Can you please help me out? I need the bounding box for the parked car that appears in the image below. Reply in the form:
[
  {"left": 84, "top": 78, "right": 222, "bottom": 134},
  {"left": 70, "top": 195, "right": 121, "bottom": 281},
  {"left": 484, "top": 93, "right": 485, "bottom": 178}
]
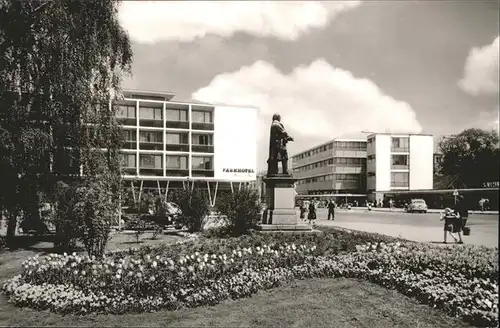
[{"left": 406, "top": 199, "right": 428, "bottom": 213}]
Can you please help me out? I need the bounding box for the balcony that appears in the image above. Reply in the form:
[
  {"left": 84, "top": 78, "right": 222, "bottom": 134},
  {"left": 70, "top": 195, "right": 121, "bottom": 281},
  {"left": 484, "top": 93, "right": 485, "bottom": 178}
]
[
  {"left": 165, "top": 155, "right": 189, "bottom": 177},
  {"left": 114, "top": 101, "right": 136, "bottom": 126},
  {"left": 166, "top": 106, "right": 189, "bottom": 129},
  {"left": 139, "top": 154, "right": 163, "bottom": 176},
  {"left": 139, "top": 131, "right": 163, "bottom": 151},
  {"left": 192, "top": 156, "right": 214, "bottom": 177},
  {"left": 166, "top": 132, "right": 189, "bottom": 152},
  {"left": 191, "top": 107, "right": 214, "bottom": 131}
]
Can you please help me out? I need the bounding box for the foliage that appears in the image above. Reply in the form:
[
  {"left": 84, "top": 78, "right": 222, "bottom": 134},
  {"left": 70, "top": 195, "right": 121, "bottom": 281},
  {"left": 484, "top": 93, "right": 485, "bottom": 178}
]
[
  {"left": 0, "top": 0, "right": 132, "bottom": 242},
  {"left": 2, "top": 231, "right": 498, "bottom": 327},
  {"left": 72, "top": 172, "right": 117, "bottom": 258},
  {"left": 52, "top": 181, "right": 80, "bottom": 251},
  {"left": 215, "top": 188, "right": 261, "bottom": 236},
  {"left": 172, "top": 188, "right": 209, "bottom": 233},
  {"left": 439, "top": 128, "right": 500, "bottom": 188}
]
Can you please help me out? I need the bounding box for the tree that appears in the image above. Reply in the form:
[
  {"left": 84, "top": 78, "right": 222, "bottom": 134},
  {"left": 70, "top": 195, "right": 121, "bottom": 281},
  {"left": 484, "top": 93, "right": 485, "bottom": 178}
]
[
  {"left": 215, "top": 188, "right": 261, "bottom": 236},
  {"left": 0, "top": 0, "right": 132, "bottom": 245},
  {"left": 438, "top": 128, "right": 500, "bottom": 188},
  {"left": 172, "top": 187, "right": 210, "bottom": 233}
]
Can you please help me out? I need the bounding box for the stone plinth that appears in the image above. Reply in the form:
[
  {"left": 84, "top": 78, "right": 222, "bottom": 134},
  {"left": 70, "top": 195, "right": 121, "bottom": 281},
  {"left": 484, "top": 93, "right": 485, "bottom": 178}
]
[{"left": 260, "top": 175, "right": 311, "bottom": 231}]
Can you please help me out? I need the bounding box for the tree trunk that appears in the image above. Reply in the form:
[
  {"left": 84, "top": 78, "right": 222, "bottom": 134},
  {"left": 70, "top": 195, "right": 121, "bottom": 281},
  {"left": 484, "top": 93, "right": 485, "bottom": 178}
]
[{"left": 6, "top": 212, "right": 18, "bottom": 246}]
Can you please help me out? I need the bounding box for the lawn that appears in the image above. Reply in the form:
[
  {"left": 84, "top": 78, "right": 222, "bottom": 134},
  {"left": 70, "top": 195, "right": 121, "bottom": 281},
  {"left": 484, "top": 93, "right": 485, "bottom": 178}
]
[{"left": 0, "top": 278, "right": 472, "bottom": 328}]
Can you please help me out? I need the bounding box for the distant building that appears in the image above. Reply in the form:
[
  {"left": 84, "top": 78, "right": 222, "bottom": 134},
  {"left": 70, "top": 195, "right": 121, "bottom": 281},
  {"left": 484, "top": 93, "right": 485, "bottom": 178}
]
[
  {"left": 291, "top": 133, "right": 434, "bottom": 203},
  {"left": 291, "top": 138, "right": 367, "bottom": 202},
  {"left": 366, "top": 133, "right": 434, "bottom": 202}
]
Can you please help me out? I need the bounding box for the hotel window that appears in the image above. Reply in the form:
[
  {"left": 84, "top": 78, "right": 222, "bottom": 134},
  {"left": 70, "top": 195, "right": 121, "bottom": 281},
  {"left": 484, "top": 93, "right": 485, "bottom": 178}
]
[
  {"left": 122, "top": 130, "right": 136, "bottom": 141},
  {"left": 166, "top": 155, "right": 188, "bottom": 169},
  {"left": 166, "top": 109, "right": 187, "bottom": 121},
  {"left": 115, "top": 105, "right": 136, "bottom": 118},
  {"left": 139, "top": 106, "right": 162, "bottom": 120},
  {"left": 391, "top": 137, "right": 409, "bottom": 152},
  {"left": 120, "top": 154, "right": 136, "bottom": 168},
  {"left": 192, "top": 110, "right": 213, "bottom": 123},
  {"left": 192, "top": 156, "right": 213, "bottom": 170},
  {"left": 139, "top": 131, "right": 162, "bottom": 143},
  {"left": 335, "top": 174, "right": 358, "bottom": 181},
  {"left": 192, "top": 134, "right": 213, "bottom": 145},
  {"left": 391, "top": 154, "right": 409, "bottom": 169},
  {"left": 391, "top": 172, "right": 409, "bottom": 188},
  {"left": 165, "top": 133, "right": 188, "bottom": 145},
  {"left": 139, "top": 154, "right": 162, "bottom": 169}
]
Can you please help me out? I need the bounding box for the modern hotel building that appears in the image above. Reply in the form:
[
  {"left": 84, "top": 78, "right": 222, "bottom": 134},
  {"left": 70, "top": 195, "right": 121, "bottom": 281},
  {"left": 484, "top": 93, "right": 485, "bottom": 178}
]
[
  {"left": 291, "top": 133, "right": 434, "bottom": 202},
  {"left": 114, "top": 90, "right": 258, "bottom": 204}
]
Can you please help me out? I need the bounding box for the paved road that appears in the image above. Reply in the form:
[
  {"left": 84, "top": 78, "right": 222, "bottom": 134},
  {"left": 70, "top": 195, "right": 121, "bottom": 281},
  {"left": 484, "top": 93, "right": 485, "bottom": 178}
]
[{"left": 309, "top": 208, "right": 499, "bottom": 248}]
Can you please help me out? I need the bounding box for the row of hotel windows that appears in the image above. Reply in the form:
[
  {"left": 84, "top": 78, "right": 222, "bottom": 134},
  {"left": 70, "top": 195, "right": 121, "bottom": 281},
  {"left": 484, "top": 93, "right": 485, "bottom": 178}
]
[
  {"left": 115, "top": 105, "right": 213, "bottom": 123},
  {"left": 115, "top": 105, "right": 213, "bottom": 130},
  {"left": 294, "top": 141, "right": 367, "bottom": 160},
  {"left": 297, "top": 173, "right": 361, "bottom": 184},
  {"left": 120, "top": 153, "right": 214, "bottom": 177},
  {"left": 122, "top": 130, "right": 213, "bottom": 152},
  {"left": 294, "top": 157, "right": 366, "bottom": 172}
]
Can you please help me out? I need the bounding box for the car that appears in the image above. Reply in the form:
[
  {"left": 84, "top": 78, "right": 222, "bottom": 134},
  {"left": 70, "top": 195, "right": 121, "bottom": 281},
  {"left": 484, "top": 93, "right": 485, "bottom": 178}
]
[{"left": 406, "top": 199, "right": 428, "bottom": 213}]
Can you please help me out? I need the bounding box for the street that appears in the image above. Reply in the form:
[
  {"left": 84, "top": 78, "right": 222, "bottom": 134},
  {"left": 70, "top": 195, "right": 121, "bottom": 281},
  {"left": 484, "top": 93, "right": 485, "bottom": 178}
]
[{"left": 310, "top": 208, "right": 499, "bottom": 248}]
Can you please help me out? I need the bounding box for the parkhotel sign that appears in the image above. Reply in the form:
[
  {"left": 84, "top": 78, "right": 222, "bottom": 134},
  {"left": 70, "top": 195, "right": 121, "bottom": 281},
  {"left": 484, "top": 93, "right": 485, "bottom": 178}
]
[
  {"left": 221, "top": 168, "right": 256, "bottom": 179},
  {"left": 223, "top": 168, "right": 255, "bottom": 174}
]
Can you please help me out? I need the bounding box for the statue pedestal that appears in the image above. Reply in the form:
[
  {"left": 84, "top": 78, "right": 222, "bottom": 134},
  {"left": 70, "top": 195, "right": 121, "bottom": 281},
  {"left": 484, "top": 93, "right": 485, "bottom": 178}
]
[{"left": 260, "top": 175, "right": 312, "bottom": 232}]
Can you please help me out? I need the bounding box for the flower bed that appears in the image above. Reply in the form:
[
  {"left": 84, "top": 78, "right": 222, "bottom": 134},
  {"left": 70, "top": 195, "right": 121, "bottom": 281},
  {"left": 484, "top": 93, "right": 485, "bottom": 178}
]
[{"left": 2, "top": 230, "right": 498, "bottom": 327}]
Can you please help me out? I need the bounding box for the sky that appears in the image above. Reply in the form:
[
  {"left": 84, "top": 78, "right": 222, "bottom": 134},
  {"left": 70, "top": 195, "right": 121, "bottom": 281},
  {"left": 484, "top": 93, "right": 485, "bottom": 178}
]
[{"left": 118, "top": 1, "right": 499, "bottom": 169}]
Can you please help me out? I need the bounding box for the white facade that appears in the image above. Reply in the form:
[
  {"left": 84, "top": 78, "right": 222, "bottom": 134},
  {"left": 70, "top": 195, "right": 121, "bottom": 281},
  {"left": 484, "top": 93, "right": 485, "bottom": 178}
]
[
  {"left": 213, "top": 106, "right": 257, "bottom": 181},
  {"left": 366, "top": 133, "right": 434, "bottom": 195}
]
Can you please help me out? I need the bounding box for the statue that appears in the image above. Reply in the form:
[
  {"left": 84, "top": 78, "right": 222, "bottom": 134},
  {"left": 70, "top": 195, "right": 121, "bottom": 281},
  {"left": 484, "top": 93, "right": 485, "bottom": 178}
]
[{"left": 267, "top": 113, "right": 294, "bottom": 176}]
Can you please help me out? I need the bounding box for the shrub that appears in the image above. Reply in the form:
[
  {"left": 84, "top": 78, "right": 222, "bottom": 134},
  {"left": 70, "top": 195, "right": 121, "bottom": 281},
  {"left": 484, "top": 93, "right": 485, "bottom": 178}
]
[
  {"left": 215, "top": 188, "right": 261, "bottom": 236},
  {"left": 52, "top": 181, "right": 81, "bottom": 251},
  {"left": 172, "top": 188, "right": 209, "bottom": 233},
  {"left": 72, "top": 176, "right": 116, "bottom": 258}
]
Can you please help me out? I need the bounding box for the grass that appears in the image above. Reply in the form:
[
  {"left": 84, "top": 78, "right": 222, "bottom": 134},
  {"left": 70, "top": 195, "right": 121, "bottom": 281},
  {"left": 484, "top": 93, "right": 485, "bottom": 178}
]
[
  {"left": 0, "top": 230, "right": 474, "bottom": 328},
  {"left": 0, "top": 278, "right": 472, "bottom": 327}
]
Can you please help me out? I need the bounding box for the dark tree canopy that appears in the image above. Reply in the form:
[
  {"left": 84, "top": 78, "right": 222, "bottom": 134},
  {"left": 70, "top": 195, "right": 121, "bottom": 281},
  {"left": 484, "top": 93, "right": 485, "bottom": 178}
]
[
  {"left": 0, "top": 0, "right": 132, "bottom": 240},
  {"left": 438, "top": 128, "right": 500, "bottom": 188}
]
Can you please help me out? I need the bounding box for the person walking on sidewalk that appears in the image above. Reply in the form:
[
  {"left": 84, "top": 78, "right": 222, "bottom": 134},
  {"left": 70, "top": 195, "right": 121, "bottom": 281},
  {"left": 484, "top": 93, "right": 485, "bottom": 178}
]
[
  {"left": 308, "top": 201, "right": 316, "bottom": 226},
  {"left": 327, "top": 200, "right": 336, "bottom": 220}
]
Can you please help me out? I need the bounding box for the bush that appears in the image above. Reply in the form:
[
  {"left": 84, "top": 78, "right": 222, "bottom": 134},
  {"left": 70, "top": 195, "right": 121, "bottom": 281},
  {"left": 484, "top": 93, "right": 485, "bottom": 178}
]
[
  {"left": 172, "top": 188, "right": 209, "bottom": 233},
  {"left": 2, "top": 229, "right": 498, "bottom": 327},
  {"left": 215, "top": 188, "right": 261, "bottom": 236},
  {"left": 52, "top": 181, "right": 81, "bottom": 251}
]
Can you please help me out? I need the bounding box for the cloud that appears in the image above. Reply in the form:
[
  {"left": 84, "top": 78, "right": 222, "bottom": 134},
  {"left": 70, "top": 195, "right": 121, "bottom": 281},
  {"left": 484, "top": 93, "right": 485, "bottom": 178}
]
[
  {"left": 470, "top": 110, "right": 500, "bottom": 133},
  {"left": 192, "top": 59, "right": 422, "bottom": 167},
  {"left": 458, "top": 36, "right": 499, "bottom": 96},
  {"left": 118, "top": 1, "right": 362, "bottom": 43}
]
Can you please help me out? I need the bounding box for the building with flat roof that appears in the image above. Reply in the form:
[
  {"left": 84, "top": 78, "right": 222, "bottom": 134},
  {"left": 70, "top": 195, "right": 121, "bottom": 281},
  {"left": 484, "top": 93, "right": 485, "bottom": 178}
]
[
  {"left": 291, "top": 133, "right": 434, "bottom": 203},
  {"left": 291, "top": 138, "right": 367, "bottom": 202},
  {"left": 72, "top": 89, "right": 259, "bottom": 204},
  {"left": 366, "top": 133, "right": 434, "bottom": 202}
]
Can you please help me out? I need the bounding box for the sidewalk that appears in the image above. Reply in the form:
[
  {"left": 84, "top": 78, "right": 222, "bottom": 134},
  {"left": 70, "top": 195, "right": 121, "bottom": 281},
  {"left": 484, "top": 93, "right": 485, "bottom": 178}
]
[
  {"left": 317, "top": 220, "right": 499, "bottom": 248},
  {"left": 347, "top": 207, "right": 499, "bottom": 215}
]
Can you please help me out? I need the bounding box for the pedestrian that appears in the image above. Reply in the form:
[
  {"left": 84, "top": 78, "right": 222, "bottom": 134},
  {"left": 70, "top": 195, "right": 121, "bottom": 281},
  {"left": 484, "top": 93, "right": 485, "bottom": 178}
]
[
  {"left": 454, "top": 195, "right": 469, "bottom": 234},
  {"left": 307, "top": 201, "right": 316, "bottom": 226},
  {"left": 327, "top": 200, "right": 336, "bottom": 220},
  {"left": 440, "top": 207, "right": 462, "bottom": 244},
  {"left": 299, "top": 202, "right": 306, "bottom": 221}
]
